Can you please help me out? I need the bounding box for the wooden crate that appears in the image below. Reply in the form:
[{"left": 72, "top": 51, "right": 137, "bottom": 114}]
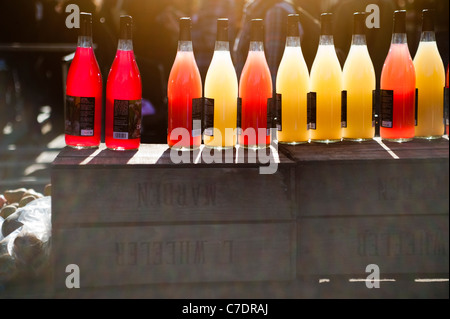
[
  {"left": 51, "top": 144, "right": 296, "bottom": 289},
  {"left": 49, "top": 139, "right": 448, "bottom": 296},
  {"left": 280, "top": 139, "right": 449, "bottom": 277}
]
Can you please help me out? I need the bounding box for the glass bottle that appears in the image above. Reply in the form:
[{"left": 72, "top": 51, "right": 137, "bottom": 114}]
[
  {"left": 167, "top": 17, "right": 202, "bottom": 150},
  {"left": 204, "top": 18, "right": 238, "bottom": 149},
  {"left": 380, "top": 10, "right": 415, "bottom": 142},
  {"left": 309, "top": 13, "right": 343, "bottom": 143},
  {"left": 238, "top": 19, "right": 272, "bottom": 149},
  {"left": 105, "top": 15, "right": 142, "bottom": 150},
  {"left": 276, "top": 14, "right": 310, "bottom": 144},
  {"left": 65, "top": 12, "right": 102, "bottom": 149},
  {"left": 413, "top": 9, "right": 446, "bottom": 139},
  {"left": 342, "top": 12, "right": 376, "bottom": 141}
]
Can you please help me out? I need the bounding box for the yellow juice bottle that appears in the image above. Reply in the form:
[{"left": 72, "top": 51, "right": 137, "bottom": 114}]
[
  {"left": 342, "top": 12, "right": 376, "bottom": 141},
  {"left": 413, "top": 9, "right": 446, "bottom": 139},
  {"left": 204, "top": 18, "right": 238, "bottom": 148},
  {"left": 276, "top": 14, "right": 310, "bottom": 144},
  {"left": 309, "top": 13, "right": 342, "bottom": 143}
]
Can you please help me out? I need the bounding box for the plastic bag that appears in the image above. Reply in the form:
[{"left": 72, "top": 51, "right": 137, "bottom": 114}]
[{"left": 0, "top": 197, "right": 51, "bottom": 283}]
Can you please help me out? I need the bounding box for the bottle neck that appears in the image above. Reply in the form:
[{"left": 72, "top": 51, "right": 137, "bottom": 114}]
[
  {"left": 214, "top": 41, "right": 230, "bottom": 52},
  {"left": 77, "top": 36, "right": 93, "bottom": 48},
  {"left": 286, "top": 36, "right": 300, "bottom": 47},
  {"left": 391, "top": 33, "right": 407, "bottom": 44},
  {"left": 420, "top": 31, "right": 436, "bottom": 42},
  {"left": 319, "top": 35, "right": 334, "bottom": 46},
  {"left": 118, "top": 39, "right": 133, "bottom": 51},
  {"left": 178, "top": 40, "right": 193, "bottom": 52},
  {"left": 351, "top": 34, "right": 367, "bottom": 46},
  {"left": 249, "top": 41, "right": 264, "bottom": 52}
]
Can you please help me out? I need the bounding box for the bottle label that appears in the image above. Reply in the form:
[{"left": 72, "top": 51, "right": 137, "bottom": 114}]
[
  {"left": 372, "top": 89, "right": 379, "bottom": 128},
  {"left": 380, "top": 89, "right": 394, "bottom": 128},
  {"left": 341, "top": 90, "right": 347, "bottom": 128},
  {"left": 275, "top": 93, "right": 282, "bottom": 131},
  {"left": 113, "top": 99, "right": 142, "bottom": 140},
  {"left": 65, "top": 95, "right": 95, "bottom": 136},
  {"left": 307, "top": 92, "right": 317, "bottom": 130},
  {"left": 192, "top": 98, "right": 203, "bottom": 137},
  {"left": 444, "top": 87, "right": 449, "bottom": 130},
  {"left": 237, "top": 97, "right": 242, "bottom": 135},
  {"left": 203, "top": 97, "right": 215, "bottom": 137},
  {"left": 267, "top": 93, "right": 282, "bottom": 132},
  {"left": 415, "top": 88, "right": 418, "bottom": 126}
]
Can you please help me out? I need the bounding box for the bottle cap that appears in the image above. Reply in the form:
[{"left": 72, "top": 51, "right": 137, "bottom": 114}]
[
  {"left": 287, "top": 14, "right": 300, "bottom": 37},
  {"left": 120, "top": 15, "right": 133, "bottom": 40},
  {"left": 320, "top": 13, "right": 333, "bottom": 36},
  {"left": 217, "top": 18, "right": 228, "bottom": 42},
  {"left": 393, "top": 10, "right": 406, "bottom": 34},
  {"left": 80, "top": 12, "right": 92, "bottom": 37},
  {"left": 353, "top": 12, "right": 366, "bottom": 35},
  {"left": 421, "top": 9, "right": 434, "bottom": 32},
  {"left": 179, "top": 17, "right": 192, "bottom": 41},
  {"left": 250, "top": 19, "right": 264, "bottom": 42}
]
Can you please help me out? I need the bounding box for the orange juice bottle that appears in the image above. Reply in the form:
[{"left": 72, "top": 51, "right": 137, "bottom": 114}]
[
  {"left": 204, "top": 18, "right": 238, "bottom": 149},
  {"left": 342, "top": 12, "right": 376, "bottom": 141},
  {"left": 413, "top": 9, "right": 446, "bottom": 139},
  {"left": 309, "top": 13, "right": 342, "bottom": 143},
  {"left": 276, "top": 14, "right": 310, "bottom": 144}
]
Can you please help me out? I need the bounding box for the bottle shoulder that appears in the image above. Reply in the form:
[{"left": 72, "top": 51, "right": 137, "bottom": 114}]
[
  {"left": 311, "top": 46, "right": 342, "bottom": 75},
  {"left": 168, "top": 53, "right": 201, "bottom": 84},
  {"left": 343, "top": 46, "right": 375, "bottom": 74},
  {"left": 277, "top": 49, "right": 309, "bottom": 78}
]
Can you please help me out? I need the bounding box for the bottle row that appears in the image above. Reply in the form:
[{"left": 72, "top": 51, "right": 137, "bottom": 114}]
[{"left": 64, "top": 10, "right": 450, "bottom": 151}]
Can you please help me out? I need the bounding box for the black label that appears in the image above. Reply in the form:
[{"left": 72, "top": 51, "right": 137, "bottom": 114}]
[
  {"left": 276, "top": 93, "right": 282, "bottom": 131},
  {"left": 192, "top": 98, "right": 203, "bottom": 137},
  {"left": 267, "top": 94, "right": 282, "bottom": 131},
  {"left": 380, "top": 89, "right": 394, "bottom": 128},
  {"left": 113, "top": 99, "right": 142, "bottom": 140},
  {"left": 237, "top": 97, "right": 242, "bottom": 133},
  {"left": 372, "top": 89, "right": 379, "bottom": 129},
  {"left": 307, "top": 92, "right": 317, "bottom": 130},
  {"left": 65, "top": 95, "right": 95, "bottom": 136},
  {"left": 341, "top": 90, "right": 347, "bottom": 128},
  {"left": 273, "top": 93, "right": 282, "bottom": 131},
  {"left": 203, "top": 97, "right": 215, "bottom": 137},
  {"left": 415, "top": 88, "right": 418, "bottom": 126},
  {"left": 444, "top": 87, "right": 449, "bottom": 132},
  {"left": 267, "top": 97, "right": 274, "bottom": 130}
]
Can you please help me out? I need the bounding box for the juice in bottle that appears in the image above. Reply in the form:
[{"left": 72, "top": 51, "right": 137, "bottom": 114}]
[
  {"left": 65, "top": 12, "right": 102, "bottom": 149},
  {"left": 167, "top": 17, "right": 202, "bottom": 150},
  {"left": 342, "top": 12, "right": 376, "bottom": 141},
  {"left": 204, "top": 18, "right": 238, "bottom": 149},
  {"left": 413, "top": 9, "right": 446, "bottom": 139},
  {"left": 276, "top": 14, "right": 310, "bottom": 144},
  {"left": 309, "top": 13, "right": 342, "bottom": 143},
  {"left": 380, "top": 10, "right": 415, "bottom": 142},
  {"left": 238, "top": 19, "right": 272, "bottom": 149},
  {"left": 105, "top": 15, "right": 142, "bottom": 150}
]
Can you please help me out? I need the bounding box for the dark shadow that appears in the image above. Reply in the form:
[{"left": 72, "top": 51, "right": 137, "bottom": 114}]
[
  {"left": 155, "top": 147, "right": 199, "bottom": 165},
  {"left": 52, "top": 146, "right": 99, "bottom": 165},
  {"left": 87, "top": 148, "right": 138, "bottom": 165}
]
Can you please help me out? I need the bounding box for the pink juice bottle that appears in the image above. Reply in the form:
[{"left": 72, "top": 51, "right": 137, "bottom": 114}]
[
  {"left": 65, "top": 12, "right": 102, "bottom": 149},
  {"left": 167, "top": 17, "right": 202, "bottom": 150},
  {"left": 238, "top": 19, "right": 272, "bottom": 149},
  {"left": 380, "top": 10, "right": 416, "bottom": 142},
  {"left": 105, "top": 15, "right": 142, "bottom": 150}
]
